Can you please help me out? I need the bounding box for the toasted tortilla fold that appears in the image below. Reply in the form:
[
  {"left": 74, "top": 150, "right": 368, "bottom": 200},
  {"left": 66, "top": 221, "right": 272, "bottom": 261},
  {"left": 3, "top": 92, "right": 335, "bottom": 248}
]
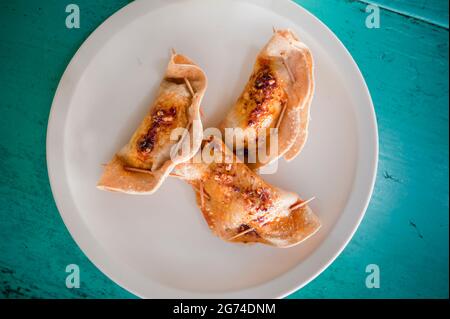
[
  {"left": 283, "top": 31, "right": 315, "bottom": 161},
  {"left": 219, "top": 29, "right": 314, "bottom": 169},
  {"left": 97, "top": 53, "right": 207, "bottom": 194},
  {"left": 172, "top": 137, "right": 321, "bottom": 248}
]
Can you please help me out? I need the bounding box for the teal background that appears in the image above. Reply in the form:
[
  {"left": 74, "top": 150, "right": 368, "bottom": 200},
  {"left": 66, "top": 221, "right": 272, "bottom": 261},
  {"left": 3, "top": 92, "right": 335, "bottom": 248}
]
[{"left": 0, "top": 0, "right": 448, "bottom": 298}]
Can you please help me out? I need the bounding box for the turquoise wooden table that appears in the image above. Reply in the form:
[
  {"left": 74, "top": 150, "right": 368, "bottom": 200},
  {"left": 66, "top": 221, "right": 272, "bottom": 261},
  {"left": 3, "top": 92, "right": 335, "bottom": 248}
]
[{"left": 0, "top": 0, "right": 448, "bottom": 298}]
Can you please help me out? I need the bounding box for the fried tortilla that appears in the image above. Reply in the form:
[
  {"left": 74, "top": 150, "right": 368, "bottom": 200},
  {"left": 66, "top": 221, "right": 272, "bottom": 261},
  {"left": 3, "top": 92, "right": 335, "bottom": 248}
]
[
  {"left": 219, "top": 29, "right": 314, "bottom": 169},
  {"left": 97, "top": 53, "right": 207, "bottom": 194},
  {"left": 172, "top": 137, "right": 321, "bottom": 248}
]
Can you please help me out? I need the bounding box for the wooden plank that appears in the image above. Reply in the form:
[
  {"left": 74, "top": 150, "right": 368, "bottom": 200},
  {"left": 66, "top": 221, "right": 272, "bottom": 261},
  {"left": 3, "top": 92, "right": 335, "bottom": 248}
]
[
  {"left": 0, "top": 0, "right": 136, "bottom": 299},
  {"left": 292, "top": 0, "right": 449, "bottom": 298}
]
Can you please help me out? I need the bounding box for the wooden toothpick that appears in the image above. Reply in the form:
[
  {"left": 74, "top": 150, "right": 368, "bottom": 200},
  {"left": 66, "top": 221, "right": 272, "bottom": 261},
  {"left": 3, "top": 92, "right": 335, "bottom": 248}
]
[
  {"left": 282, "top": 57, "right": 295, "bottom": 82},
  {"left": 228, "top": 227, "right": 255, "bottom": 241},
  {"left": 184, "top": 77, "right": 195, "bottom": 97},
  {"left": 289, "top": 196, "right": 316, "bottom": 211},
  {"left": 169, "top": 172, "right": 185, "bottom": 179},
  {"left": 275, "top": 103, "right": 287, "bottom": 129},
  {"left": 123, "top": 166, "right": 154, "bottom": 175},
  {"left": 199, "top": 182, "right": 206, "bottom": 210},
  {"left": 227, "top": 196, "right": 316, "bottom": 241},
  {"left": 192, "top": 182, "right": 211, "bottom": 200}
]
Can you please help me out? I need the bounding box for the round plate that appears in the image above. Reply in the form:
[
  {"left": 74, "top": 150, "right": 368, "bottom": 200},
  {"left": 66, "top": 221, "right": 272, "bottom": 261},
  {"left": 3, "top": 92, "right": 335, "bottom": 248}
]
[{"left": 47, "top": 0, "right": 378, "bottom": 298}]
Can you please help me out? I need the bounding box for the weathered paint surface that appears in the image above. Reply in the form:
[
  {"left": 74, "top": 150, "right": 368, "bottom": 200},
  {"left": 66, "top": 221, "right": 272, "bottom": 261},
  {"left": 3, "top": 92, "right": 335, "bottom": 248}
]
[{"left": 0, "top": 0, "right": 448, "bottom": 298}]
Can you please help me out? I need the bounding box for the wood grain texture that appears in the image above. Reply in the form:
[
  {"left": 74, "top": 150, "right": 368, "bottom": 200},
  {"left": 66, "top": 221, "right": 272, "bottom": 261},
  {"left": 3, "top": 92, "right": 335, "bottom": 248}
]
[
  {"left": 0, "top": 0, "right": 135, "bottom": 299},
  {"left": 0, "top": 0, "right": 448, "bottom": 298},
  {"left": 290, "top": 0, "right": 449, "bottom": 299}
]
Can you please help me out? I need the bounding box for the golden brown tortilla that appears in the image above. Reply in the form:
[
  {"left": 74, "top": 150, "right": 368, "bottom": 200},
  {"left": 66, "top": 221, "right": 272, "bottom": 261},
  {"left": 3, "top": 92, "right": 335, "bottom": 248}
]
[
  {"left": 97, "top": 52, "right": 207, "bottom": 194},
  {"left": 172, "top": 137, "right": 321, "bottom": 248},
  {"left": 219, "top": 29, "right": 315, "bottom": 168}
]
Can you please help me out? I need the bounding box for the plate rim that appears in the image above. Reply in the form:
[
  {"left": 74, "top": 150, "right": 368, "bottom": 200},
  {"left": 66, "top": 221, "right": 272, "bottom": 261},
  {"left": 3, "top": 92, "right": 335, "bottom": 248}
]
[{"left": 46, "top": 0, "right": 379, "bottom": 298}]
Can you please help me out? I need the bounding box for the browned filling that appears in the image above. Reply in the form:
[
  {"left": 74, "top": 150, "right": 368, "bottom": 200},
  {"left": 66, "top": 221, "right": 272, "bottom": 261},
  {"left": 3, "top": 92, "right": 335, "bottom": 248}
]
[
  {"left": 242, "top": 186, "right": 272, "bottom": 214},
  {"left": 204, "top": 162, "right": 274, "bottom": 217},
  {"left": 193, "top": 141, "right": 289, "bottom": 242},
  {"left": 247, "top": 65, "right": 278, "bottom": 127},
  {"left": 137, "top": 107, "right": 177, "bottom": 155},
  {"left": 240, "top": 59, "right": 286, "bottom": 129}
]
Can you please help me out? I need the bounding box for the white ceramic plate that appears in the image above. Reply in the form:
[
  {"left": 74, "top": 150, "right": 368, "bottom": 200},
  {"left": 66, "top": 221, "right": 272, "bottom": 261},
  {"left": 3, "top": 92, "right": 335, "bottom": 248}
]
[{"left": 47, "top": 0, "right": 378, "bottom": 298}]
